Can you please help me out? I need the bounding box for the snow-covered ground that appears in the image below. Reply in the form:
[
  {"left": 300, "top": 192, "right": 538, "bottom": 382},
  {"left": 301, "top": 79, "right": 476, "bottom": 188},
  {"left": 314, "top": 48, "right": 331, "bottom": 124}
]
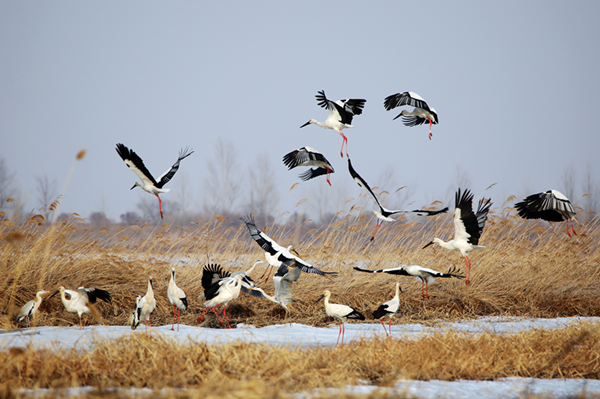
[{"left": 4, "top": 316, "right": 600, "bottom": 398}]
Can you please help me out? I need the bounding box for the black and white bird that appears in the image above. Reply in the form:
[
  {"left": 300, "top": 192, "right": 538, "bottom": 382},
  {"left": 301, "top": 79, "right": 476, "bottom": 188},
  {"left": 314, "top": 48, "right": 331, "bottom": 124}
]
[
  {"left": 197, "top": 263, "right": 245, "bottom": 329},
  {"left": 283, "top": 147, "right": 335, "bottom": 186},
  {"left": 137, "top": 276, "right": 156, "bottom": 329},
  {"left": 515, "top": 190, "right": 577, "bottom": 237},
  {"left": 300, "top": 90, "right": 366, "bottom": 158},
  {"left": 16, "top": 289, "right": 48, "bottom": 327},
  {"left": 355, "top": 265, "right": 464, "bottom": 299},
  {"left": 115, "top": 143, "right": 193, "bottom": 219},
  {"left": 348, "top": 159, "right": 448, "bottom": 241},
  {"left": 50, "top": 286, "right": 112, "bottom": 329},
  {"left": 372, "top": 283, "right": 401, "bottom": 336},
  {"left": 384, "top": 91, "right": 438, "bottom": 140},
  {"left": 423, "top": 189, "right": 492, "bottom": 285},
  {"left": 314, "top": 290, "right": 365, "bottom": 347},
  {"left": 240, "top": 215, "right": 337, "bottom": 279},
  {"left": 167, "top": 267, "right": 188, "bottom": 332},
  {"left": 130, "top": 295, "right": 142, "bottom": 330}
]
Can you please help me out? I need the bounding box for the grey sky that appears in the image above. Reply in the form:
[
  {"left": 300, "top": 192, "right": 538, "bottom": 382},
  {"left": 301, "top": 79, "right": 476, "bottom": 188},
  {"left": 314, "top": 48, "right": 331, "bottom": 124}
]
[{"left": 1, "top": 2, "right": 599, "bottom": 222}]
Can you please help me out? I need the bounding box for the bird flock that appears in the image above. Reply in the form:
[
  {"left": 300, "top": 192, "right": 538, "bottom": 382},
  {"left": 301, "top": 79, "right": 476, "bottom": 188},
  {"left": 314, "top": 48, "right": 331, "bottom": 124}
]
[{"left": 15, "top": 90, "right": 578, "bottom": 347}]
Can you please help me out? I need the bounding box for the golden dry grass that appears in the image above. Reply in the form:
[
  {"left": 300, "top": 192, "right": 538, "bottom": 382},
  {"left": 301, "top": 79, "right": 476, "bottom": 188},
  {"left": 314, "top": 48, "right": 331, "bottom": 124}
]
[{"left": 0, "top": 201, "right": 599, "bottom": 396}]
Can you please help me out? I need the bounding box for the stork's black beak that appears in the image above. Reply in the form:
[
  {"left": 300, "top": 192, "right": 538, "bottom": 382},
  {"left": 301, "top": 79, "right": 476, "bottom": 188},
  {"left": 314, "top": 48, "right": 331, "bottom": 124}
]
[
  {"left": 130, "top": 184, "right": 136, "bottom": 190},
  {"left": 300, "top": 121, "right": 311, "bottom": 128},
  {"left": 314, "top": 294, "right": 325, "bottom": 304},
  {"left": 422, "top": 241, "right": 434, "bottom": 250},
  {"left": 49, "top": 289, "right": 60, "bottom": 299}
]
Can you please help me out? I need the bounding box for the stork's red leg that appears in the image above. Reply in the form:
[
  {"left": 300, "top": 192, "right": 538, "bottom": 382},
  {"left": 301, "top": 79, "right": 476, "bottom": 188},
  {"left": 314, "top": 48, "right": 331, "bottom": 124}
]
[
  {"left": 336, "top": 322, "right": 343, "bottom": 347},
  {"left": 261, "top": 264, "right": 273, "bottom": 283},
  {"left": 223, "top": 305, "right": 232, "bottom": 329},
  {"left": 425, "top": 281, "right": 430, "bottom": 300},
  {"left": 171, "top": 304, "right": 176, "bottom": 330},
  {"left": 370, "top": 220, "right": 382, "bottom": 242},
  {"left": 339, "top": 132, "right": 348, "bottom": 158},
  {"left": 156, "top": 194, "right": 164, "bottom": 219},
  {"left": 176, "top": 308, "right": 181, "bottom": 332},
  {"left": 211, "top": 305, "right": 224, "bottom": 326},
  {"left": 380, "top": 319, "right": 389, "bottom": 336},
  {"left": 326, "top": 169, "right": 331, "bottom": 186},
  {"left": 341, "top": 322, "right": 346, "bottom": 346},
  {"left": 427, "top": 119, "right": 433, "bottom": 140},
  {"left": 197, "top": 306, "right": 210, "bottom": 323},
  {"left": 465, "top": 257, "right": 471, "bottom": 285}
]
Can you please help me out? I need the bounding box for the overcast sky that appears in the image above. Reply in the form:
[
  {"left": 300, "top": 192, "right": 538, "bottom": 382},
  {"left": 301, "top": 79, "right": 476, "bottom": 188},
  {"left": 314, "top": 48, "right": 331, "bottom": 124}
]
[{"left": 1, "top": 2, "right": 599, "bottom": 223}]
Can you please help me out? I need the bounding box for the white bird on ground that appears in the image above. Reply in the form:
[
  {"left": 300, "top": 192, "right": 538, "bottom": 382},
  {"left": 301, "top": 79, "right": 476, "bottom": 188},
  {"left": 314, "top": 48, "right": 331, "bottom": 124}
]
[
  {"left": 167, "top": 267, "right": 188, "bottom": 332},
  {"left": 197, "top": 264, "right": 244, "bottom": 329},
  {"left": 314, "top": 290, "right": 365, "bottom": 347},
  {"left": 300, "top": 90, "right": 366, "bottom": 158},
  {"left": 423, "top": 188, "right": 492, "bottom": 285},
  {"left": 130, "top": 295, "right": 142, "bottom": 330},
  {"left": 348, "top": 158, "right": 448, "bottom": 241},
  {"left": 138, "top": 276, "right": 156, "bottom": 328},
  {"left": 514, "top": 189, "right": 576, "bottom": 237},
  {"left": 50, "top": 286, "right": 112, "bottom": 329},
  {"left": 240, "top": 215, "right": 337, "bottom": 280},
  {"left": 383, "top": 91, "right": 438, "bottom": 140},
  {"left": 283, "top": 146, "right": 335, "bottom": 186},
  {"left": 115, "top": 143, "right": 193, "bottom": 219},
  {"left": 354, "top": 265, "right": 464, "bottom": 300},
  {"left": 372, "top": 283, "right": 402, "bottom": 336},
  {"left": 16, "top": 289, "right": 48, "bottom": 327}
]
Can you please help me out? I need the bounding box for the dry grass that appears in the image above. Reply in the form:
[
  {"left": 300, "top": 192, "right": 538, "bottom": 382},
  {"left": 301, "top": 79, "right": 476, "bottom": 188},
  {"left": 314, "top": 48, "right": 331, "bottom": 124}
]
[{"left": 0, "top": 202, "right": 599, "bottom": 395}]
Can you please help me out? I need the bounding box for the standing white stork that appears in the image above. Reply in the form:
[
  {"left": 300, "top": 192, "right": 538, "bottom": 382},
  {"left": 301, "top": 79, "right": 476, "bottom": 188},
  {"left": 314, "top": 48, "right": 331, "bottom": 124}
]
[
  {"left": 130, "top": 295, "right": 142, "bottom": 330},
  {"left": 300, "top": 90, "right": 366, "bottom": 158},
  {"left": 197, "top": 263, "right": 244, "bottom": 329},
  {"left": 50, "top": 286, "right": 112, "bottom": 329},
  {"left": 16, "top": 290, "right": 48, "bottom": 327},
  {"left": 423, "top": 189, "right": 492, "bottom": 285},
  {"left": 115, "top": 143, "right": 193, "bottom": 219},
  {"left": 137, "top": 276, "right": 156, "bottom": 329},
  {"left": 240, "top": 215, "right": 338, "bottom": 280},
  {"left": 383, "top": 91, "right": 438, "bottom": 140},
  {"left": 372, "top": 283, "right": 402, "bottom": 336},
  {"left": 167, "top": 268, "right": 188, "bottom": 332},
  {"left": 348, "top": 159, "right": 448, "bottom": 241},
  {"left": 283, "top": 147, "right": 335, "bottom": 186},
  {"left": 514, "top": 190, "right": 576, "bottom": 237},
  {"left": 314, "top": 290, "right": 365, "bottom": 347},
  {"left": 354, "top": 265, "right": 464, "bottom": 299}
]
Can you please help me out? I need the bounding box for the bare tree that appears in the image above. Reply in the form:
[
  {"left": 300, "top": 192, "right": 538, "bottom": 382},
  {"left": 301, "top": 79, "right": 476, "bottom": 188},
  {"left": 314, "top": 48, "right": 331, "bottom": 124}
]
[
  {"left": 203, "top": 137, "right": 243, "bottom": 215},
  {"left": 0, "top": 157, "right": 23, "bottom": 217},
  {"left": 35, "top": 175, "right": 59, "bottom": 213},
  {"left": 581, "top": 163, "right": 599, "bottom": 218},
  {"left": 561, "top": 164, "right": 577, "bottom": 202},
  {"left": 244, "top": 151, "right": 280, "bottom": 226}
]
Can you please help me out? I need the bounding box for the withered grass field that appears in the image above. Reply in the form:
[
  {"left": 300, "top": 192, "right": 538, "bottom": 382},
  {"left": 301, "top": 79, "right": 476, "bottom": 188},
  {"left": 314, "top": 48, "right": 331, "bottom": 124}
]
[{"left": 1, "top": 201, "right": 600, "bottom": 397}]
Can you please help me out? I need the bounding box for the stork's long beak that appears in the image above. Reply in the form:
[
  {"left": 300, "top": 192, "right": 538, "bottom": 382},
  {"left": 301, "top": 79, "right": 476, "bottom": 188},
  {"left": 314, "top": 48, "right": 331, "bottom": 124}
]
[
  {"left": 49, "top": 289, "right": 60, "bottom": 299},
  {"left": 314, "top": 294, "right": 325, "bottom": 304},
  {"left": 130, "top": 184, "right": 137, "bottom": 190},
  {"left": 300, "top": 121, "right": 311, "bottom": 128},
  {"left": 422, "top": 241, "right": 434, "bottom": 249}
]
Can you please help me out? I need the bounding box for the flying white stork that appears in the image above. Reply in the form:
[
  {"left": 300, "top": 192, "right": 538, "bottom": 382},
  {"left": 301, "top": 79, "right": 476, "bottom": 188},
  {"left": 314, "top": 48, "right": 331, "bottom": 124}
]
[
  {"left": 115, "top": 143, "right": 193, "bottom": 219},
  {"left": 167, "top": 267, "right": 188, "bottom": 332},
  {"left": 423, "top": 188, "right": 492, "bottom": 285},
  {"left": 348, "top": 158, "right": 448, "bottom": 241},
  {"left": 372, "top": 283, "right": 402, "bottom": 336},
  {"left": 16, "top": 289, "right": 48, "bottom": 327},
  {"left": 50, "top": 286, "right": 112, "bottom": 329},
  {"left": 137, "top": 276, "right": 156, "bottom": 329},
  {"left": 514, "top": 190, "right": 576, "bottom": 237},
  {"left": 300, "top": 90, "right": 366, "bottom": 158},
  {"left": 240, "top": 215, "right": 338, "bottom": 280},
  {"left": 282, "top": 147, "right": 335, "bottom": 186},
  {"left": 197, "top": 263, "right": 245, "bottom": 329},
  {"left": 314, "top": 290, "right": 365, "bottom": 347},
  {"left": 384, "top": 91, "right": 438, "bottom": 140},
  {"left": 354, "top": 265, "right": 464, "bottom": 299}
]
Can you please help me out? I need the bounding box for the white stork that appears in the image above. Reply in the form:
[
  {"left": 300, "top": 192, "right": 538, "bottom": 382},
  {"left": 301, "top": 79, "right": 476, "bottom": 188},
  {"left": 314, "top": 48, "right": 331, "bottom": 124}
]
[
  {"left": 355, "top": 265, "right": 464, "bottom": 299},
  {"left": 384, "top": 91, "right": 438, "bottom": 140},
  {"left": 138, "top": 276, "right": 156, "bottom": 328},
  {"left": 515, "top": 190, "right": 576, "bottom": 237},
  {"left": 197, "top": 263, "right": 245, "bottom": 329},
  {"left": 300, "top": 90, "right": 366, "bottom": 158},
  {"left": 50, "top": 286, "right": 112, "bottom": 329},
  {"left": 167, "top": 267, "right": 188, "bottom": 332},
  {"left": 240, "top": 215, "right": 338, "bottom": 280},
  {"left": 423, "top": 188, "right": 492, "bottom": 285},
  {"left": 282, "top": 147, "right": 335, "bottom": 186},
  {"left": 16, "top": 290, "right": 48, "bottom": 327},
  {"left": 348, "top": 158, "right": 448, "bottom": 241},
  {"left": 372, "top": 283, "right": 401, "bottom": 336},
  {"left": 115, "top": 143, "right": 193, "bottom": 219},
  {"left": 130, "top": 295, "right": 142, "bottom": 330},
  {"left": 314, "top": 290, "right": 365, "bottom": 347}
]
